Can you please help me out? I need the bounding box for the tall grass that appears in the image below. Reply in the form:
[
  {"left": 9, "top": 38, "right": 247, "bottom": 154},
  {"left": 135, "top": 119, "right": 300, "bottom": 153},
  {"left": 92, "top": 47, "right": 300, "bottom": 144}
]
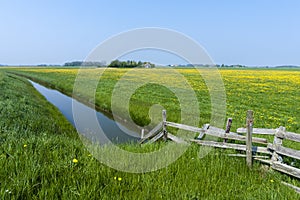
[{"left": 0, "top": 69, "right": 300, "bottom": 199}]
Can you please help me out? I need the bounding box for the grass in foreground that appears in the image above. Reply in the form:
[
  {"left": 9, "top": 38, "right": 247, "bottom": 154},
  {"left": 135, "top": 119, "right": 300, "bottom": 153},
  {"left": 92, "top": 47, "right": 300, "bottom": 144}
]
[{"left": 0, "top": 70, "right": 300, "bottom": 199}]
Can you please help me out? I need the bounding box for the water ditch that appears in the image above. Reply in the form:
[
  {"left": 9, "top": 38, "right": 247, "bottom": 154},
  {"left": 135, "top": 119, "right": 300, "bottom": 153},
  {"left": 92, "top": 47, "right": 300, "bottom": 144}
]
[{"left": 28, "top": 80, "right": 140, "bottom": 143}]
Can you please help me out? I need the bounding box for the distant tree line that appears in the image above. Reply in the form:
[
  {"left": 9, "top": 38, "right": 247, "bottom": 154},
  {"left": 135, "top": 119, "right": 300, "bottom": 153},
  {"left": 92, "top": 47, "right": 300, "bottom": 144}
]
[
  {"left": 217, "top": 64, "right": 246, "bottom": 68},
  {"left": 107, "top": 60, "right": 155, "bottom": 68},
  {"left": 63, "top": 60, "right": 155, "bottom": 68},
  {"left": 64, "top": 61, "right": 106, "bottom": 67}
]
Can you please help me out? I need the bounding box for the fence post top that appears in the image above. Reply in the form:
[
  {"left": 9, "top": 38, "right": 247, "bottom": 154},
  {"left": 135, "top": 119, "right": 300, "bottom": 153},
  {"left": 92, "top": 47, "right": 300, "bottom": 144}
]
[
  {"left": 275, "top": 126, "right": 286, "bottom": 139},
  {"left": 247, "top": 110, "right": 253, "bottom": 114}
]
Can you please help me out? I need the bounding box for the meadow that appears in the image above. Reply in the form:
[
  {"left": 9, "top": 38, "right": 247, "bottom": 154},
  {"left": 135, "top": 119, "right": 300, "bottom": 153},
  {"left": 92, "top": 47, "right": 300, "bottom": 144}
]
[
  {"left": 7, "top": 67, "right": 300, "bottom": 132},
  {"left": 1, "top": 67, "right": 300, "bottom": 199}
]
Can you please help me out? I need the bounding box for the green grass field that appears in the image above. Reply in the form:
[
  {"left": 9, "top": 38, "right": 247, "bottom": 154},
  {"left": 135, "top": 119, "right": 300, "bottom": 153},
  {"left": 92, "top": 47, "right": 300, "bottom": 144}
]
[{"left": 1, "top": 68, "right": 300, "bottom": 199}]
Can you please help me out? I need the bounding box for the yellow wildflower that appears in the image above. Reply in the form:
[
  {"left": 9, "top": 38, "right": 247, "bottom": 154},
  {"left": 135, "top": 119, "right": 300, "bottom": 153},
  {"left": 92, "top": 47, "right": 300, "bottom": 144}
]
[
  {"left": 23, "top": 144, "right": 27, "bottom": 148},
  {"left": 73, "top": 158, "right": 78, "bottom": 163},
  {"left": 118, "top": 177, "right": 122, "bottom": 181}
]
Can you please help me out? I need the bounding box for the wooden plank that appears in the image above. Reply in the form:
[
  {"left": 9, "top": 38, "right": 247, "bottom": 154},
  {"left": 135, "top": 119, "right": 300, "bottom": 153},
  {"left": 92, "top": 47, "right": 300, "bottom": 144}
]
[
  {"left": 238, "top": 127, "right": 300, "bottom": 141},
  {"left": 225, "top": 118, "right": 233, "bottom": 133},
  {"left": 166, "top": 121, "right": 205, "bottom": 133},
  {"left": 272, "top": 161, "right": 300, "bottom": 179},
  {"left": 207, "top": 126, "right": 237, "bottom": 137},
  {"left": 165, "top": 121, "right": 267, "bottom": 144},
  {"left": 237, "top": 128, "right": 276, "bottom": 135},
  {"left": 285, "top": 131, "right": 300, "bottom": 143},
  {"left": 271, "top": 126, "right": 284, "bottom": 162},
  {"left": 143, "top": 122, "right": 162, "bottom": 139},
  {"left": 268, "top": 143, "right": 300, "bottom": 160},
  {"left": 246, "top": 110, "right": 253, "bottom": 167},
  {"left": 275, "top": 126, "right": 285, "bottom": 139},
  {"left": 227, "top": 154, "right": 269, "bottom": 159},
  {"left": 254, "top": 158, "right": 272, "bottom": 165},
  {"left": 139, "top": 122, "right": 162, "bottom": 143},
  {"left": 207, "top": 126, "right": 268, "bottom": 144},
  {"left": 167, "top": 133, "right": 188, "bottom": 144},
  {"left": 224, "top": 118, "right": 232, "bottom": 142},
  {"left": 141, "top": 129, "right": 144, "bottom": 139},
  {"left": 190, "top": 139, "right": 271, "bottom": 154},
  {"left": 197, "top": 124, "right": 209, "bottom": 139},
  {"left": 166, "top": 123, "right": 240, "bottom": 140},
  {"left": 191, "top": 140, "right": 247, "bottom": 151},
  {"left": 254, "top": 146, "right": 272, "bottom": 155},
  {"left": 162, "top": 110, "right": 167, "bottom": 141},
  {"left": 236, "top": 135, "right": 267, "bottom": 145},
  {"left": 227, "top": 154, "right": 248, "bottom": 157},
  {"left": 148, "top": 131, "right": 164, "bottom": 144},
  {"left": 209, "top": 126, "right": 239, "bottom": 135},
  {"left": 281, "top": 181, "right": 300, "bottom": 194}
]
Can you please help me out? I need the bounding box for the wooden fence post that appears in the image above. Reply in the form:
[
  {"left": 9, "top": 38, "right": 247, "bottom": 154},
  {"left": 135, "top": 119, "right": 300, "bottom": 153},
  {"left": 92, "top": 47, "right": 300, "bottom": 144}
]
[
  {"left": 162, "top": 110, "right": 167, "bottom": 141},
  {"left": 271, "top": 126, "right": 285, "bottom": 162},
  {"left": 141, "top": 129, "right": 144, "bottom": 139},
  {"left": 224, "top": 118, "right": 233, "bottom": 142},
  {"left": 246, "top": 110, "right": 253, "bottom": 167}
]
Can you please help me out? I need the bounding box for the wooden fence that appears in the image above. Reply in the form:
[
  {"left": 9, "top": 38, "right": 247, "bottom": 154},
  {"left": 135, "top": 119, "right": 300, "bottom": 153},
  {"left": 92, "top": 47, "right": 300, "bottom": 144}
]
[
  {"left": 140, "top": 110, "right": 300, "bottom": 191},
  {"left": 237, "top": 124, "right": 300, "bottom": 179}
]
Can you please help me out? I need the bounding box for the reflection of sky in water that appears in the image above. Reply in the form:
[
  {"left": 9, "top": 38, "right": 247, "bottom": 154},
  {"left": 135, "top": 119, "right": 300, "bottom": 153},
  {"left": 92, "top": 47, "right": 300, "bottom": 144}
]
[{"left": 29, "top": 80, "right": 139, "bottom": 144}]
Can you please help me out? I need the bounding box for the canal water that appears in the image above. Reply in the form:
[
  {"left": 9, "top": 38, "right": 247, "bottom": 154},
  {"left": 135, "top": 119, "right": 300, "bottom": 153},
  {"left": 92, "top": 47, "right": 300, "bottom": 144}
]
[{"left": 29, "top": 80, "right": 140, "bottom": 143}]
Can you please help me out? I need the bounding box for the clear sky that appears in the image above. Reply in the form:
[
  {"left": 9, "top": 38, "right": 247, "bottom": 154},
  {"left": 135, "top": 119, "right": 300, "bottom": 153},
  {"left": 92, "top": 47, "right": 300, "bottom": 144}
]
[{"left": 1, "top": 0, "right": 300, "bottom": 66}]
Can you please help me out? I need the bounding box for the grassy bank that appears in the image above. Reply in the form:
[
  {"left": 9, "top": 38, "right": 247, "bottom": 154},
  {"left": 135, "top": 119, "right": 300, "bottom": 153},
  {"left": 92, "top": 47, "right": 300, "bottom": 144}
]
[{"left": 1, "top": 68, "right": 300, "bottom": 199}]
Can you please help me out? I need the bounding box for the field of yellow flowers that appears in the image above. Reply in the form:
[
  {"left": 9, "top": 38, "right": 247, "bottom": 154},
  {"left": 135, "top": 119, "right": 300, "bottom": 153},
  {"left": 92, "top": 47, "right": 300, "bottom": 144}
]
[{"left": 7, "top": 67, "right": 300, "bottom": 133}]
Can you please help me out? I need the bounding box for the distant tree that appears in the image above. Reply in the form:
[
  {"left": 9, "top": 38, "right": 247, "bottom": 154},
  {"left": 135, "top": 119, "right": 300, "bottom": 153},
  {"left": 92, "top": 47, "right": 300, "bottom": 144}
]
[
  {"left": 64, "top": 61, "right": 106, "bottom": 67},
  {"left": 108, "top": 60, "right": 155, "bottom": 68},
  {"left": 64, "top": 61, "right": 83, "bottom": 66},
  {"left": 108, "top": 60, "right": 121, "bottom": 68}
]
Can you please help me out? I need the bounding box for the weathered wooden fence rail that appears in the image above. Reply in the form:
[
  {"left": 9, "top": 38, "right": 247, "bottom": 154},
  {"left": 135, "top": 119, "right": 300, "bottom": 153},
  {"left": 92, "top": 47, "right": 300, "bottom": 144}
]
[
  {"left": 237, "top": 124, "right": 300, "bottom": 179},
  {"left": 140, "top": 110, "right": 300, "bottom": 183}
]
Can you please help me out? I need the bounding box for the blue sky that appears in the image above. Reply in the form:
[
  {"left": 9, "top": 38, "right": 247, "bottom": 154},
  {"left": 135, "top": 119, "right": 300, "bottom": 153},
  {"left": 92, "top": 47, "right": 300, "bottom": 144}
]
[{"left": 1, "top": 0, "right": 299, "bottom": 66}]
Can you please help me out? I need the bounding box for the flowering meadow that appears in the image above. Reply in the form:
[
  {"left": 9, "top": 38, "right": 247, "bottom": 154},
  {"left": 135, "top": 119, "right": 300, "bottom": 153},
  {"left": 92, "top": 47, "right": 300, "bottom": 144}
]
[
  {"left": 9, "top": 67, "right": 300, "bottom": 133},
  {"left": 1, "top": 68, "right": 299, "bottom": 199}
]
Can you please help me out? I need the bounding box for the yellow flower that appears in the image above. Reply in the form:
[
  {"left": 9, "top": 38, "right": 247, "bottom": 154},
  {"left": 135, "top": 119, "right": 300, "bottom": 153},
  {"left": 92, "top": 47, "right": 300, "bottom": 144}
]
[
  {"left": 270, "top": 179, "right": 274, "bottom": 183},
  {"left": 88, "top": 154, "right": 92, "bottom": 157},
  {"left": 73, "top": 158, "right": 78, "bottom": 163},
  {"left": 23, "top": 144, "right": 27, "bottom": 148},
  {"left": 114, "top": 177, "right": 122, "bottom": 181}
]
